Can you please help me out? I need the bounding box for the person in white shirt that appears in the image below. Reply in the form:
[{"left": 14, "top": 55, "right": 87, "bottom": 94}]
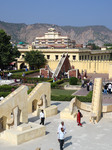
[
  {"left": 0, "top": 96, "right": 4, "bottom": 101},
  {"left": 7, "top": 72, "right": 12, "bottom": 80},
  {"left": 108, "top": 83, "right": 112, "bottom": 94},
  {"left": 57, "top": 121, "right": 66, "bottom": 141},
  {"left": 59, "top": 127, "right": 66, "bottom": 150},
  {"left": 40, "top": 110, "right": 45, "bottom": 125}
]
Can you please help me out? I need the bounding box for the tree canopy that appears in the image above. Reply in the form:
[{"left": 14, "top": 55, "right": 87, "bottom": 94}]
[
  {"left": 0, "top": 29, "right": 20, "bottom": 70},
  {"left": 104, "top": 43, "right": 112, "bottom": 46},
  {"left": 86, "top": 43, "right": 100, "bottom": 50},
  {"left": 24, "top": 50, "right": 47, "bottom": 69}
]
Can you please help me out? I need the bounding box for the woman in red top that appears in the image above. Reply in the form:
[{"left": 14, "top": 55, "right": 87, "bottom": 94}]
[{"left": 77, "top": 110, "right": 83, "bottom": 126}]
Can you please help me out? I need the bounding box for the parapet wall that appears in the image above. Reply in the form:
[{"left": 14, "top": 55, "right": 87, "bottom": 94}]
[{"left": 0, "top": 85, "right": 28, "bottom": 129}]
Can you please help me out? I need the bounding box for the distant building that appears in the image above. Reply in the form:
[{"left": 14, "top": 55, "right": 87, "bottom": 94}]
[
  {"left": 75, "top": 44, "right": 83, "bottom": 48},
  {"left": 17, "top": 42, "right": 28, "bottom": 49},
  {"left": 32, "top": 28, "right": 75, "bottom": 48},
  {"left": 16, "top": 29, "right": 112, "bottom": 74}
]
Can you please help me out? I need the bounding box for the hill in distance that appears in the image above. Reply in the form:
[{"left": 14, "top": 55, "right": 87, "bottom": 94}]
[{"left": 0, "top": 21, "right": 112, "bottom": 46}]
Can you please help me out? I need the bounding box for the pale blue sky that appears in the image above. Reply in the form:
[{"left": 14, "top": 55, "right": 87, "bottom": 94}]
[{"left": 0, "top": 0, "right": 112, "bottom": 29}]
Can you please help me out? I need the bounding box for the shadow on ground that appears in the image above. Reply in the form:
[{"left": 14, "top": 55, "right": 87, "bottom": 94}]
[
  {"left": 51, "top": 102, "right": 61, "bottom": 106},
  {"left": 45, "top": 122, "right": 51, "bottom": 126},
  {"left": 28, "top": 116, "right": 39, "bottom": 122},
  {"left": 82, "top": 121, "right": 86, "bottom": 125}
]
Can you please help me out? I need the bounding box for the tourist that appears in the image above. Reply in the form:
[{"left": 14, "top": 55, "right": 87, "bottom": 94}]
[
  {"left": 77, "top": 110, "right": 83, "bottom": 126},
  {"left": 81, "top": 79, "right": 84, "bottom": 88},
  {"left": 57, "top": 121, "right": 66, "bottom": 142},
  {"left": 0, "top": 96, "right": 4, "bottom": 101},
  {"left": 53, "top": 76, "right": 56, "bottom": 82},
  {"left": 7, "top": 72, "right": 12, "bottom": 80},
  {"left": 87, "top": 82, "right": 89, "bottom": 91},
  {"left": 25, "top": 68, "right": 28, "bottom": 71},
  {"left": 89, "top": 81, "right": 93, "bottom": 91},
  {"left": 22, "top": 72, "right": 25, "bottom": 77},
  {"left": 108, "top": 83, "right": 112, "bottom": 94},
  {"left": 58, "top": 127, "right": 66, "bottom": 150},
  {"left": 103, "top": 85, "right": 107, "bottom": 94},
  {"left": 40, "top": 110, "right": 45, "bottom": 125}
]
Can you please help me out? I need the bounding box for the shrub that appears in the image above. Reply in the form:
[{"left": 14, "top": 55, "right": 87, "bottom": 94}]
[
  {"left": 47, "top": 79, "right": 53, "bottom": 82},
  {"left": 25, "top": 69, "right": 40, "bottom": 75},
  {"left": 0, "top": 85, "right": 18, "bottom": 92},
  {"left": 51, "top": 83, "right": 59, "bottom": 89},
  {"left": 0, "top": 92, "right": 11, "bottom": 97},
  {"left": 11, "top": 76, "right": 51, "bottom": 83},
  {"left": 56, "top": 79, "right": 64, "bottom": 84},
  {"left": 51, "top": 91, "right": 93, "bottom": 102},
  {"left": 76, "top": 91, "right": 93, "bottom": 102},
  {"left": 69, "top": 77, "right": 78, "bottom": 85},
  {"left": 5, "top": 69, "right": 25, "bottom": 73},
  {"left": 27, "top": 88, "right": 33, "bottom": 94},
  {"left": 11, "top": 69, "right": 40, "bottom": 78},
  {"left": 51, "top": 79, "right": 64, "bottom": 88}
]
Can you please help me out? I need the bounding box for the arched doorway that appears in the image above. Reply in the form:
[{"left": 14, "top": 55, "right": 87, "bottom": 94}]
[
  {"left": 32, "top": 99, "right": 39, "bottom": 116},
  {"left": 20, "top": 63, "right": 25, "bottom": 69},
  {"left": 0, "top": 116, "right": 7, "bottom": 132},
  {"left": 32, "top": 100, "right": 38, "bottom": 112}
]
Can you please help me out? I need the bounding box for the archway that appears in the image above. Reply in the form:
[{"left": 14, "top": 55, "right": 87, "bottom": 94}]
[
  {"left": 0, "top": 116, "right": 7, "bottom": 132},
  {"left": 32, "top": 100, "right": 38, "bottom": 113},
  {"left": 20, "top": 63, "right": 25, "bottom": 69}
]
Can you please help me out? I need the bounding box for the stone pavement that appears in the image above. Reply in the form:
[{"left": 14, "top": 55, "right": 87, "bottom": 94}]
[
  {"left": 72, "top": 87, "right": 89, "bottom": 96},
  {"left": 87, "top": 73, "right": 109, "bottom": 82},
  {"left": 0, "top": 79, "right": 15, "bottom": 85},
  {"left": 73, "top": 72, "right": 112, "bottom": 104},
  {"left": 0, "top": 101, "right": 112, "bottom": 150}
]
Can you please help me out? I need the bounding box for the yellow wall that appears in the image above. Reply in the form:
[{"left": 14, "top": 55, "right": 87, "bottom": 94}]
[
  {"left": 17, "top": 48, "right": 112, "bottom": 73},
  {"left": 47, "top": 60, "right": 112, "bottom": 73}
]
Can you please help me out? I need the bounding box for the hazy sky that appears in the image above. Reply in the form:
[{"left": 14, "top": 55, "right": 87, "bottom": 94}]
[{"left": 0, "top": 0, "right": 112, "bottom": 29}]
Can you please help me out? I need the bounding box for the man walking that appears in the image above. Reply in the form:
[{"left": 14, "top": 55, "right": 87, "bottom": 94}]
[
  {"left": 57, "top": 121, "right": 66, "bottom": 141},
  {"left": 58, "top": 121, "right": 66, "bottom": 133},
  {"left": 58, "top": 127, "right": 66, "bottom": 150},
  {"left": 40, "top": 110, "right": 45, "bottom": 125}
]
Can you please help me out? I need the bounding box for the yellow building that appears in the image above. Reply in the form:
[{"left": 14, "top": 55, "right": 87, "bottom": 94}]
[{"left": 17, "top": 47, "right": 112, "bottom": 73}]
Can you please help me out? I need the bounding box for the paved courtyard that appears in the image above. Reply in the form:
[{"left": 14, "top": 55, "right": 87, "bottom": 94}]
[
  {"left": 0, "top": 79, "right": 15, "bottom": 85},
  {"left": 0, "top": 101, "right": 112, "bottom": 150}
]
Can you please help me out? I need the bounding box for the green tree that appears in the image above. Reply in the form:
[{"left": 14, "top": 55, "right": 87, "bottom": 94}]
[
  {"left": 0, "top": 29, "right": 20, "bottom": 70},
  {"left": 25, "top": 50, "right": 47, "bottom": 69},
  {"left": 87, "top": 43, "right": 100, "bottom": 50},
  {"left": 69, "top": 77, "right": 78, "bottom": 85},
  {"left": 104, "top": 43, "right": 112, "bottom": 46}
]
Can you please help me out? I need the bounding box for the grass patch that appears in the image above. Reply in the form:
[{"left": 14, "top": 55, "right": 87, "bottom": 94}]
[
  {"left": 51, "top": 95, "right": 74, "bottom": 101},
  {"left": 76, "top": 91, "right": 93, "bottom": 102},
  {"left": 51, "top": 89, "right": 75, "bottom": 96},
  {"left": 51, "top": 89, "right": 76, "bottom": 101}
]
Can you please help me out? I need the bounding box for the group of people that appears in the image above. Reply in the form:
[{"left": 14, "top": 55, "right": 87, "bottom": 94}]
[
  {"left": 81, "top": 79, "right": 93, "bottom": 91},
  {"left": 0, "top": 71, "right": 12, "bottom": 80},
  {"left": 39, "top": 109, "right": 83, "bottom": 150},
  {"left": 103, "top": 83, "right": 112, "bottom": 94}
]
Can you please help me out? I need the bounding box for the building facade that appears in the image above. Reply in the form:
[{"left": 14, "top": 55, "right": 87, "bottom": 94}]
[
  {"left": 32, "top": 28, "right": 75, "bottom": 48},
  {"left": 17, "top": 47, "right": 112, "bottom": 73},
  {"left": 16, "top": 28, "right": 112, "bottom": 74}
]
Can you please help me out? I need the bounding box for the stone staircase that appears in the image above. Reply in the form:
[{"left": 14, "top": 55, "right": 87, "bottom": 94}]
[{"left": 52, "top": 54, "right": 67, "bottom": 78}]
